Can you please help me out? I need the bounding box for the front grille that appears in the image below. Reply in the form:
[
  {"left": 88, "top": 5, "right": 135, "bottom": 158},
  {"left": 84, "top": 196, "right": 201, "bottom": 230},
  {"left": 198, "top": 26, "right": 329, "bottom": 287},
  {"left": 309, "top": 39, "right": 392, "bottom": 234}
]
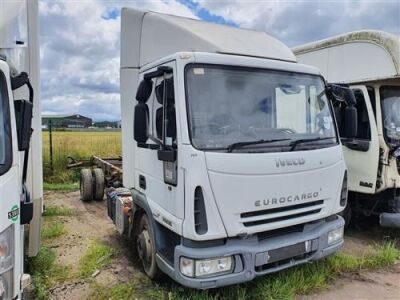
[
  {"left": 241, "top": 200, "right": 324, "bottom": 218},
  {"left": 241, "top": 200, "right": 324, "bottom": 227},
  {"left": 257, "top": 224, "right": 304, "bottom": 241}
]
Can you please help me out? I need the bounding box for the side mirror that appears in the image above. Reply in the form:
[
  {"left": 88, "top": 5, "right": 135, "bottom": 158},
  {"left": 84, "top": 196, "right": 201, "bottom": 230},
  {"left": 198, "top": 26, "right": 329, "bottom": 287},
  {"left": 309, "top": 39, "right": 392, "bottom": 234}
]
[
  {"left": 14, "top": 99, "right": 33, "bottom": 151},
  {"left": 344, "top": 106, "right": 358, "bottom": 138},
  {"left": 327, "top": 84, "right": 358, "bottom": 138},
  {"left": 134, "top": 102, "right": 149, "bottom": 143},
  {"left": 136, "top": 79, "right": 153, "bottom": 102}
]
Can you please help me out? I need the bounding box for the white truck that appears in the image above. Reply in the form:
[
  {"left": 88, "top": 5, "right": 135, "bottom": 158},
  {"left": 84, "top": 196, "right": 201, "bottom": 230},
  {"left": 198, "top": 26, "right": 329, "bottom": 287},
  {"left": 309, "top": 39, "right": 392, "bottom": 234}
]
[
  {"left": 90, "top": 8, "right": 358, "bottom": 289},
  {"left": 293, "top": 30, "right": 400, "bottom": 228},
  {"left": 0, "top": 0, "right": 42, "bottom": 299}
]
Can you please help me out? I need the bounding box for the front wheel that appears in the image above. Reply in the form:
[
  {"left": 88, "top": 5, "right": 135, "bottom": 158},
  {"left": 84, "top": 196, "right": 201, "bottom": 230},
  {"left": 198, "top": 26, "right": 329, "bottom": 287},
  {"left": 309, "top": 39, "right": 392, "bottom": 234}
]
[{"left": 136, "top": 214, "right": 161, "bottom": 279}]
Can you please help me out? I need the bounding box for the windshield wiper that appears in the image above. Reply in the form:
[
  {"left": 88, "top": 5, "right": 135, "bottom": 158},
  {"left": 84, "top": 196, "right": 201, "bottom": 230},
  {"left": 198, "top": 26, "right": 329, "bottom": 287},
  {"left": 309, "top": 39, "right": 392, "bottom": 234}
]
[
  {"left": 227, "top": 138, "right": 290, "bottom": 153},
  {"left": 290, "top": 137, "right": 336, "bottom": 151}
]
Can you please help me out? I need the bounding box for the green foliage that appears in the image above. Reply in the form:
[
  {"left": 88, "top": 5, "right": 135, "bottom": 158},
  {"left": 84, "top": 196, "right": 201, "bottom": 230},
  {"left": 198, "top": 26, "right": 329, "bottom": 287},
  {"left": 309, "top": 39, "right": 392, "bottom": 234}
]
[
  {"left": 42, "top": 130, "right": 121, "bottom": 183},
  {"left": 89, "top": 242, "right": 400, "bottom": 300},
  {"left": 27, "top": 247, "right": 70, "bottom": 300},
  {"left": 41, "top": 223, "right": 65, "bottom": 240},
  {"left": 79, "top": 241, "right": 115, "bottom": 277},
  {"left": 43, "top": 182, "right": 79, "bottom": 192},
  {"left": 43, "top": 205, "right": 76, "bottom": 217}
]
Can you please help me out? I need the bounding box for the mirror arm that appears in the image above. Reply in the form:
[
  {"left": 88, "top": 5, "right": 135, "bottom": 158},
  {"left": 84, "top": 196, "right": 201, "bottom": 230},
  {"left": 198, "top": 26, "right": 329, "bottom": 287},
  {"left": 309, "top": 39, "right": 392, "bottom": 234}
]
[
  {"left": 144, "top": 66, "right": 173, "bottom": 80},
  {"left": 11, "top": 72, "right": 34, "bottom": 103},
  {"left": 137, "top": 143, "right": 160, "bottom": 150},
  {"left": 327, "top": 83, "right": 356, "bottom": 107},
  {"left": 11, "top": 73, "right": 34, "bottom": 184}
]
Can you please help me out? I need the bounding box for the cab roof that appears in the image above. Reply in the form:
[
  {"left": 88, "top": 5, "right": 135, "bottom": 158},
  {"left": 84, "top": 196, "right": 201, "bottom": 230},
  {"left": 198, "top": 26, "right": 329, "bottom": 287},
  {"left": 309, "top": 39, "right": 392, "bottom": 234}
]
[{"left": 121, "top": 8, "right": 296, "bottom": 69}]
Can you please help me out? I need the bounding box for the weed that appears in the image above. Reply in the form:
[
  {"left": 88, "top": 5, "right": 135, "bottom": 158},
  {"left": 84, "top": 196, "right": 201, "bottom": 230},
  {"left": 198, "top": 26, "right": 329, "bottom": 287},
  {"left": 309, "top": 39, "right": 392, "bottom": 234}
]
[
  {"left": 41, "top": 223, "right": 65, "bottom": 239},
  {"left": 79, "top": 240, "right": 115, "bottom": 277},
  {"left": 89, "top": 242, "right": 400, "bottom": 300},
  {"left": 43, "top": 182, "right": 79, "bottom": 192},
  {"left": 42, "top": 130, "right": 121, "bottom": 183},
  {"left": 43, "top": 205, "right": 75, "bottom": 217},
  {"left": 27, "top": 246, "right": 70, "bottom": 300}
]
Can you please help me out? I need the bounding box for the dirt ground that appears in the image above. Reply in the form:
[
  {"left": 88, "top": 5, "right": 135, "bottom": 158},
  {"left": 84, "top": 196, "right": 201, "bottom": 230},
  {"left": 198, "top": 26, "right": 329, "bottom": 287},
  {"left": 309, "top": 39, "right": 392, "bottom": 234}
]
[
  {"left": 43, "top": 191, "right": 400, "bottom": 300},
  {"left": 43, "top": 191, "right": 143, "bottom": 299}
]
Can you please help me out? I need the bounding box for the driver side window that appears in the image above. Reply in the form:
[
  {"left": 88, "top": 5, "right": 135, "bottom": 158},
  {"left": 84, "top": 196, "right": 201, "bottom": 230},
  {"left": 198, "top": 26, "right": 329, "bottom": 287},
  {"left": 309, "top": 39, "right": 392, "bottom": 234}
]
[
  {"left": 0, "top": 69, "right": 12, "bottom": 175},
  {"left": 150, "top": 76, "right": 176, "bottom": 144},
  {"left": 353, "top": 89, "right": 371, "bottom": 140}
]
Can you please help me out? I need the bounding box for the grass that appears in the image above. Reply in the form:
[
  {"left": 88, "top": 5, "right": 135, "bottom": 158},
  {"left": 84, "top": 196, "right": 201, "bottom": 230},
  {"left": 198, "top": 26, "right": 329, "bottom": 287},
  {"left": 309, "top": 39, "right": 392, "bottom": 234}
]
[
  {"left": 43, "top": 205, "right": 76, "bottom": 217},
  {"left": 78, "top": 240, "right": 115, "bottom": 277},
  {"left": 42, "top": 130, "right": 121, "bottom": 183},
  {"left": 27, "top": 246, "right": 70, "bottom": 300},
  {"left": 41, "top": 223, "right": 65, "bottom": 240},
  {"left": 43, "top": 182, "right": 80, "bottom": 192},
  {"left": 90, "top": 242, "right": 400, "bottom": 300}
]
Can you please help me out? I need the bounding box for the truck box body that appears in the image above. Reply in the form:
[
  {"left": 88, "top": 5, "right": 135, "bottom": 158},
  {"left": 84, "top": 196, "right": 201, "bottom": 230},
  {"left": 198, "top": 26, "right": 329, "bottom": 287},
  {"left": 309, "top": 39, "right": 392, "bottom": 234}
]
[
  {"left": 293, "top": 30, "right": 400, "bottom": 84},
  {"left": 119, "top": 8, "right": 347, "bottom": 288},
  {"left": 293, "top": 31, "right": 400, "bottom": 227},
  {"left": 0, "top": 0, "right": 41, "bottom": 298}
]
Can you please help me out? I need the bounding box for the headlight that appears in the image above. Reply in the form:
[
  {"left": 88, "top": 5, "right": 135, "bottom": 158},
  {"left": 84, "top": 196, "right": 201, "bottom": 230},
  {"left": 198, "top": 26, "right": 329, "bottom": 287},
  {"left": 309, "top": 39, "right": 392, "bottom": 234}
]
[
  {"left": 328, "top": 227, "right": 344, "bottom": 245},
  {"left": 340, "top": 171, "right": 348, "bottom": 207},
  {"left": 180, "top": 256, "right": 234, "bottom": 278},
  {"left": 0, "top": 226, "right": 13, "bottom": 273}
]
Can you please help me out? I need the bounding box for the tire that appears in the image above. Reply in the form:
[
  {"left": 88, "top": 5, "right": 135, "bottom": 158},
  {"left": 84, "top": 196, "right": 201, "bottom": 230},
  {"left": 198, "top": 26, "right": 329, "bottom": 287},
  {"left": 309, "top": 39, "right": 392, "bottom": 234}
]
[
  {"left": 137, "top": 214, "right": 161, "bottom": 279},
  {"left": 80, "top": 169, "right": 93, "bottom": 201},
  {"left": 93, "top": 168, "right": 105, "bottom": 201}
]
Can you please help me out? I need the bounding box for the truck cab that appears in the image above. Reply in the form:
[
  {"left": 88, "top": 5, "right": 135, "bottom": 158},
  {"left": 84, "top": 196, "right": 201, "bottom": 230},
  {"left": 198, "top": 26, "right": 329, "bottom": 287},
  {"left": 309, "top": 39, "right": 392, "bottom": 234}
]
[
  {"left": 113, "top": 8, "right": 356, "bottom": 289},
  {"left": 0, "top": 0, "right": 42, "bottom": 298},
  {"left": 294, "top": 30, "right": 400, "bottom": 227}
]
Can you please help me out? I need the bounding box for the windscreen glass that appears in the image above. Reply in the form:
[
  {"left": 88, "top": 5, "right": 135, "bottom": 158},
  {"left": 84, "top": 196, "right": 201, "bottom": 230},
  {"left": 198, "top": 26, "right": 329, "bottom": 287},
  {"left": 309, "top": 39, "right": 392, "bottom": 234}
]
[
  {"left": 185, "top": 64, "right": 337, "bottom": 152},
  {"left": 381, "top": 86, "right": 400, "bottom": 148},
  {"left": 0, "top": 70, "right": 12, "bottom": 174},
  {"left": 0, "top": 75, "right": 6, "bottom": 164}
]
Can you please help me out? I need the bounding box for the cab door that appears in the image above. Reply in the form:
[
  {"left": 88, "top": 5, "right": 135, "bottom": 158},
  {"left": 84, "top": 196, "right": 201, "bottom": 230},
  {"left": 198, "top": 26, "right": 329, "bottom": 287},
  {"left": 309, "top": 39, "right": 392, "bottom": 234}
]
[
  {"left": 135, "top": 61, "right": 183, "bottom": 224},
  {"left": 0, "top": 60, "right": 22, "bottom": 299},
  {"left": 342, "top": 85, "right": 379, "bottom": 194}
]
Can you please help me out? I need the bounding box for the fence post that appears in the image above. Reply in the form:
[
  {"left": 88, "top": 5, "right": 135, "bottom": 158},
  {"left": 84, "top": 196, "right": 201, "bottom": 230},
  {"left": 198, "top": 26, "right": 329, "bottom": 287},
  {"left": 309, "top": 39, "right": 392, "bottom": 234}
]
[{"left": 49, "top": 120, "right": 54, "bottom": 175}]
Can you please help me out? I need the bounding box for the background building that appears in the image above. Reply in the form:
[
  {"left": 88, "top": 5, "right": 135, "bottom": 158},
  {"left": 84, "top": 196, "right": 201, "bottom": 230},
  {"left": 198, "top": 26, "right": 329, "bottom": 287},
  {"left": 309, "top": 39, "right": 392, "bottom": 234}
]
[{"left": 42, "top": 114, "right": 93, "bottom": 129}]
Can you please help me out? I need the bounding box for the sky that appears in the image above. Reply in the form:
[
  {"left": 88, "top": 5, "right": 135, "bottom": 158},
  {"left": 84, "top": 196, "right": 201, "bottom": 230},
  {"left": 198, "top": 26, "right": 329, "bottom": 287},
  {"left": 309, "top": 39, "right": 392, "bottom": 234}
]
[{"left": 39, "top": 0, "right": 400, "bottom": 121}]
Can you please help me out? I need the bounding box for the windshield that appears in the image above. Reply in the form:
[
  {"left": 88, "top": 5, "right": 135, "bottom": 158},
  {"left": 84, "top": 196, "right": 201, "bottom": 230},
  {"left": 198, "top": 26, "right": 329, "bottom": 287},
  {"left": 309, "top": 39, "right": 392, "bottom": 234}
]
[
  {"left": 0, "top": 75, "right": 6, "bottom": 165},
  {"left": 185, "top": 64, "right": 337, "bottom": 152},
  {"left": 381, "top": 86, "right": 400, "bottom": 147}
]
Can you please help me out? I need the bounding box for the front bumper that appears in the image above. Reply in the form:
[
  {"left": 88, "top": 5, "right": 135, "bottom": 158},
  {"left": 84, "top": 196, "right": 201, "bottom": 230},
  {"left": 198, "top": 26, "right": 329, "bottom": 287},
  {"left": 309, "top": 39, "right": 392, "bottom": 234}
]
[
  {"left": 380, "top": 212, "right": 400, "bottom": 228},
  {"left": 156, "top": 216, "right": 344, "bottom": 289}
]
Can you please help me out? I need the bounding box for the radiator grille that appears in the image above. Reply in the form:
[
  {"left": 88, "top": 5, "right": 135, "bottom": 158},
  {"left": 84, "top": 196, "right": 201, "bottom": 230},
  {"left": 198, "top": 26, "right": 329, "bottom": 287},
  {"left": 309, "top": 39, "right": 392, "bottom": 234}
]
[{"left": 241, "top": 200, "right": 324, "bottom": 227}]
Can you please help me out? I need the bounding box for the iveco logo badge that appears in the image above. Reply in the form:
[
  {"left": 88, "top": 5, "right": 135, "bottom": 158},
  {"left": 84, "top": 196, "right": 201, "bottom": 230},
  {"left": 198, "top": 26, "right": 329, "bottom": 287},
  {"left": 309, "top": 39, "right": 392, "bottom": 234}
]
[{"left": 276, "top": 158, "right": 305, "bottom": 167}]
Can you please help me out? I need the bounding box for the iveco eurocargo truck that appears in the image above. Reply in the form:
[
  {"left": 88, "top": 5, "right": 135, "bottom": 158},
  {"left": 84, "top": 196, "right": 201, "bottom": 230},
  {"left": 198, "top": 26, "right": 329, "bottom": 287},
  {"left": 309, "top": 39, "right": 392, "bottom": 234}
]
[{"left": 106, "top": 8, "right": 357, "bottom": 289}]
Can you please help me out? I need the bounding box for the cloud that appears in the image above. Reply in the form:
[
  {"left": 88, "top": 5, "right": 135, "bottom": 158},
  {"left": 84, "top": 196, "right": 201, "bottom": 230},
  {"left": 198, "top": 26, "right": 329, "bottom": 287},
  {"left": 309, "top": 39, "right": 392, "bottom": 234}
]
[
  {"left": 193, "top": 0, "right": 400, "bottom": 46},
  {"left": 39, "top": 0, "right": 196, "bottom": 121},
  {"left": 40, "top": 0, "right": 400, "bottom": 121}
]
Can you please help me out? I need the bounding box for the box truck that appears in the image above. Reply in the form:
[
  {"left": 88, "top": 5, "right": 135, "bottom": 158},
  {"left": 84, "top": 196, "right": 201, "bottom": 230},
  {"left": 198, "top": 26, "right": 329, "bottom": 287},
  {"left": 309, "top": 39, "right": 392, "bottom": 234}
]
[
  {"left": 79, "top": 8, "right": 357, "bottom": 289},
  {"left": 0, "top": 0, "right": 42, "bottom": 298},
  {"left": 294, "top": 30, "right": 400, "bottom": 228}
]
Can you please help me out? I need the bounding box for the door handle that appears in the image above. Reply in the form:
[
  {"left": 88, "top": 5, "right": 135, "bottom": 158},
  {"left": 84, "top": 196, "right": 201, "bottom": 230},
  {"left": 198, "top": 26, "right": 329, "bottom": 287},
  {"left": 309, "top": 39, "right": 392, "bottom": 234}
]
[{"left": 139, "top": 175, "right": 146, "bottom": 190}]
